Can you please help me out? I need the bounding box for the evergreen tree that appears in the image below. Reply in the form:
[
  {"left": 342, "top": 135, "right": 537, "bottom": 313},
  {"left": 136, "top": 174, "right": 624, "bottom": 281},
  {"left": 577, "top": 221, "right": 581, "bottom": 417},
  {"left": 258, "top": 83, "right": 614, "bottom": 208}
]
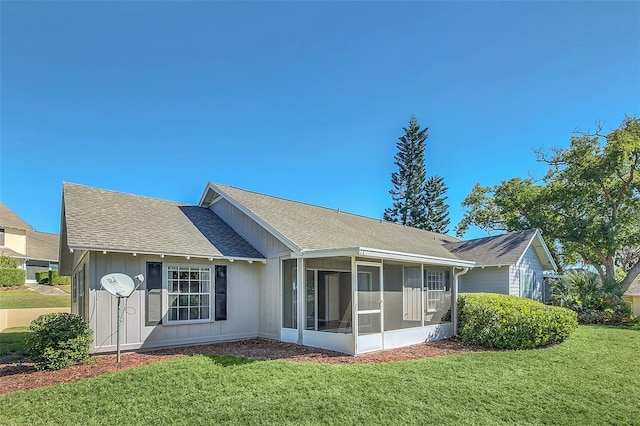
[
  {"left": 383, "top": 116, "right": 428, "bottom": 227},
  {"left": 423, "top": 175, "right": 450, "bottom": 233}
]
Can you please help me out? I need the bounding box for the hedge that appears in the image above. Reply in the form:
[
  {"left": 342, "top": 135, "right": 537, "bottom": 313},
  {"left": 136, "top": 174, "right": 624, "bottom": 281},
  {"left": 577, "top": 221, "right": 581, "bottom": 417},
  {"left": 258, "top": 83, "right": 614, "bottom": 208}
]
[
  {"left": 0, "top": 268, "right": 26, "bottom": 287},
  {"left": 26, "top": 313, "right": 93, "bottom": 370},
  {"left": 35, "top": 270, "right": 71, "bottom": 286},
  {"left": 457, "top": 293, "right": 578, "bottom": 350}
]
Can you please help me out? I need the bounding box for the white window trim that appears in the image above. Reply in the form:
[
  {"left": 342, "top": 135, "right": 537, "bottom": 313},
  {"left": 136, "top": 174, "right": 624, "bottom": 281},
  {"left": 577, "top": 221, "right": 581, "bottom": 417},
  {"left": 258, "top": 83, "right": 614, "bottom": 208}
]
[{"left": 163, "top": 262, "right": 215, "bottom": 325}]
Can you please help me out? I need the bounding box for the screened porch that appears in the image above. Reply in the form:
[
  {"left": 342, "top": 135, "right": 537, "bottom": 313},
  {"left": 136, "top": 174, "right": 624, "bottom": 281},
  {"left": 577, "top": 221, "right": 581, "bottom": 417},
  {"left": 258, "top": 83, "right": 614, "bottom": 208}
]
[{"left": 281, "top": 256, "right": 460, "bottom": 354}]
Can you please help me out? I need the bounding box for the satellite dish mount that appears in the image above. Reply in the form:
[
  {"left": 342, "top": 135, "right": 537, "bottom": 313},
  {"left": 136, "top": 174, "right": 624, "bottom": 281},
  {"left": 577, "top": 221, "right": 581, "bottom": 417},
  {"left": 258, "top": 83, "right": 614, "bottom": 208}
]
[{"left": 100, "top": 273, "right": 144, "bottom": 362}]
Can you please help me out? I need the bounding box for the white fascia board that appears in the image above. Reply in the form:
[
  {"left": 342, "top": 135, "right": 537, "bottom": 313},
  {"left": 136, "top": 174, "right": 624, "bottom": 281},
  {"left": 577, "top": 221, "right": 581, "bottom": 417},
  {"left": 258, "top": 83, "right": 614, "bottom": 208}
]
[
  {"left": 295, "top": 248, "right": 360, "bottom": 259},
  {"left": 69, "top": 246, "right": 266, "bottom": 263},
  {"left": 358, "top": 247, "right": 476, "bottom": 267},
  {"left": 474, "top": 264, "right": 512, "bottom": 268},
  {"left": 515, "top": 230, "right": 558, "bottom": 271},
  {"left": 297, "top": 247, "right": 475, "bottom": 267},
  {"left": 207, "top": 183, "right": 300, "bottom": 253}
]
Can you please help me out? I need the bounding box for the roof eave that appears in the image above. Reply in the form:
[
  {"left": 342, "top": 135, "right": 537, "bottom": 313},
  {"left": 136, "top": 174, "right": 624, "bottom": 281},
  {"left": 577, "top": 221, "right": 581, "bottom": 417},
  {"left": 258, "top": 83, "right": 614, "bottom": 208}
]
[
  {"left": 67, "top": 245, "right": 266, "bottom": 263},
  {"left": 297, "top": 247, "right": 475, "bottom": 267}
]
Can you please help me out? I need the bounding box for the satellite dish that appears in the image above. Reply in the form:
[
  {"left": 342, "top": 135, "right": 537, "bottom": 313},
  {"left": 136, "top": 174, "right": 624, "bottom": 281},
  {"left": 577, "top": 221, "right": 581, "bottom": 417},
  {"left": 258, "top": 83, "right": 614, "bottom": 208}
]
[{"left": 101, "top": 273, "right": 136, "bottom": 298}]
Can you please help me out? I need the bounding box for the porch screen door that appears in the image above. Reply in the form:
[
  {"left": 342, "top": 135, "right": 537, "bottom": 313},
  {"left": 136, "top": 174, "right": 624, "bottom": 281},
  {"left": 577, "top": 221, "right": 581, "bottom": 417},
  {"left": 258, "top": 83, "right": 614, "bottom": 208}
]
[{"left": 355, "top": 263, "right": 383, "bottom": 353}]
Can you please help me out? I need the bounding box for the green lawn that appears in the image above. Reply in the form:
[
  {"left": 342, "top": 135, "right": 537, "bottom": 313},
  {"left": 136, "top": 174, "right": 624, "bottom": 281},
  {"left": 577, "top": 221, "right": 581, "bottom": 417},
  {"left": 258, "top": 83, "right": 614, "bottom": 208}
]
[
  {"left": 58, "top": 284, "right": 71, "bottom": 294},
  {"left": 0, "top": 290, "right": 70, "bottom": 309},
  {"left": 0, "top": 327, "right": 30, "bottom": 356},
  {"left": 1, "top": 326, "right": 638, "bottom": 425}
]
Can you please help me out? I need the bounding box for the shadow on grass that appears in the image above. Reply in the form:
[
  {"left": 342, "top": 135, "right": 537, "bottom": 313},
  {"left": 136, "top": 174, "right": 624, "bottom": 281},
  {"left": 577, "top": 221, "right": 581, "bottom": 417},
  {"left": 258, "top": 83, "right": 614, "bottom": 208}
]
[
  {"left": 0, "top": 330, "right": 31, "bottom": 356},
  {"left": 202, "top": 354, "right": 259, "bottom": 367}
]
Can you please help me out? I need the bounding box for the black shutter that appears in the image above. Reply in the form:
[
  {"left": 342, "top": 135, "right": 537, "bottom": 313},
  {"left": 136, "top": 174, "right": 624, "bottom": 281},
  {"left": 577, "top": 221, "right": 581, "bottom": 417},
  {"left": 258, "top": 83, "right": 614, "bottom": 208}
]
[
  {"left": 444, "top": 270, "right": 451, "bottom": 292},
  {"left": 146, "top": 262, "right": 163, "bottom": 326},
  {"left": 215, "top": 265, "right": 227, "bottom": 321}
]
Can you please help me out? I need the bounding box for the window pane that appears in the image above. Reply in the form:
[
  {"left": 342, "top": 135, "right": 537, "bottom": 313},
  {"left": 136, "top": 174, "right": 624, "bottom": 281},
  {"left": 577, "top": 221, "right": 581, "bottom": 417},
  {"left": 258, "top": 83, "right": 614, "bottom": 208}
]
[
  {"left": 168, "top": 266, "right": 212, "bottom": 323},
  {"left": 200, "top": 307, "right": 209, "bottom": 319}
]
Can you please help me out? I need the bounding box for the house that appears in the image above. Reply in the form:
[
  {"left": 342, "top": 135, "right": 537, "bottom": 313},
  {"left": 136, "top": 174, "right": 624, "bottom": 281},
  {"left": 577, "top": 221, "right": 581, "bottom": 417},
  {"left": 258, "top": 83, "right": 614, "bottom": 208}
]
[
  {"left": 624, "top": 277, "right": 640, "bottom": 317},
  {"left": 59, "top": 182, "right": 556, "bottom": 355},
  {"left": 444, "top": 230, "right": 557, "bottom": 302},
  {"left": 0, "top": 203, "right": 60, "bottom": 281}
]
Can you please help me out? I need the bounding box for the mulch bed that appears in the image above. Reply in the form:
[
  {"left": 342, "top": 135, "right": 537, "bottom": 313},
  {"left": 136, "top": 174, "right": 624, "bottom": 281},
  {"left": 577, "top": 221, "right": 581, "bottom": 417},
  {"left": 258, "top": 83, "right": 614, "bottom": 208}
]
[{"left": 0, "top": 338, "right": 481, "bottom": 395}]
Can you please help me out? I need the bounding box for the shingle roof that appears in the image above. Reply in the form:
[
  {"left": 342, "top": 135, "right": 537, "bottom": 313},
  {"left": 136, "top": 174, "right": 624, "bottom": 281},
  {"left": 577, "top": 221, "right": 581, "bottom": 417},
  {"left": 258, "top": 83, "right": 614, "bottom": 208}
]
[
  {"left": 625, "top": 277, "right": 640, "bottom": 296},
  {"left": 210, "top": 183, "right": 463, "bottom": 262},
  {"left": 443, "top": 229, "right": 538, "bottom": 266},
  {"left": 26, "top": 230, "right": 59, "bottom": 262},
  {"left": 62, "top": 183, "right": 264, "bottom": 260},
  {"left": 0, "top": 203, "right": 33, "bottom": 231}
]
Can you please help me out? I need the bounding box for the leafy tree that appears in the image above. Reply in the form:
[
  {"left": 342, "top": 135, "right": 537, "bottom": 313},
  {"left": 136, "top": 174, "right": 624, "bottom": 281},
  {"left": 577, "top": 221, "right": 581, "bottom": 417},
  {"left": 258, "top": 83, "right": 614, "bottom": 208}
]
[
  {"left": 423, "top": 175, "right": 450, "bottom": 233},
  {"left": 384, "top": 115, "right": 428, "bottom": 227},
  {"left": 384, "top": 116, "right": 451, "bottom": 232},
  {"left": 456, "top": 116, "right": 640, "bottom": 293}
]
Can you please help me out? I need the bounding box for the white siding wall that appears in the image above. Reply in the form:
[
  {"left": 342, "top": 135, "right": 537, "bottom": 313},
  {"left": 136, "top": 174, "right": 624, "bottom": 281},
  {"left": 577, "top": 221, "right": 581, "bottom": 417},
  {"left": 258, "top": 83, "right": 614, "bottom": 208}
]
[
  {"left": 87, "top": 252, "right": 261, "bottom": 353},
  {"left": 458, "top": 267, "right": 509, "bottom": 294},
  {"left": 512, "top": 245, "right": 545, "bottom": 301}
]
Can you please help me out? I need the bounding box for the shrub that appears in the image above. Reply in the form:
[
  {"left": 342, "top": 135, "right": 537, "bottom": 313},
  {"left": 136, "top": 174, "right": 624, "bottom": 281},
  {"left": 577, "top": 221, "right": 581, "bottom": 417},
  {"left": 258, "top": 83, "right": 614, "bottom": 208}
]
[
  {"left": 26, "top": 313, "right": 93, "bottom": 370},
  {"left": 549, "top": 270, "right": 632, "bottom": 325},
  {"left": 35, "top": 270, "right": 70, "bottom": 286},
  {"left": 0, "top": 268, "right": 26, "bottom": 287},
  {"left": 35, "top": 271, "right": 49, "bottom": 284},
  {"left": 458, "top": 293, "right": 578, "bottom": 350}
]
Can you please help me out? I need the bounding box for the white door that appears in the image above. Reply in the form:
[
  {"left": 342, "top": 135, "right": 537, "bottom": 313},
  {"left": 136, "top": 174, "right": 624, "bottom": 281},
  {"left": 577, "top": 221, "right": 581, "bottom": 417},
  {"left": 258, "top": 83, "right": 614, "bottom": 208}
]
[{"left": 355, "top": 263, "right": 383, "bottom": 353}]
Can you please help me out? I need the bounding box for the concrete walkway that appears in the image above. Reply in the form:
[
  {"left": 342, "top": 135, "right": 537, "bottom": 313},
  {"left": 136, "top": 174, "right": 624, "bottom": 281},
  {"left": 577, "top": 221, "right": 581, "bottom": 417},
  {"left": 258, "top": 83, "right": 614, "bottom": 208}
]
[{"left": 24, "top": 283, "right": 68, "bottom": 296}]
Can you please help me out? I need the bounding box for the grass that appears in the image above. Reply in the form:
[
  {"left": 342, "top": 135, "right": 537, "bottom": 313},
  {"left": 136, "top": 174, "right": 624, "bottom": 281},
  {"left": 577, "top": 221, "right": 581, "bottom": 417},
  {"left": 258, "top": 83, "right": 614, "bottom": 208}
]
[
  {"left": 0, "top": 290, "right": 70, "bottom": 309},
  {"left": 57, "top": 284, "right": 71, "bottom": 294},
  {"left": 0, "top": 327, "right": 30, "bottom": 356},
  {"left": 0, "top": 326, "right": 638, "bottom": 425}
]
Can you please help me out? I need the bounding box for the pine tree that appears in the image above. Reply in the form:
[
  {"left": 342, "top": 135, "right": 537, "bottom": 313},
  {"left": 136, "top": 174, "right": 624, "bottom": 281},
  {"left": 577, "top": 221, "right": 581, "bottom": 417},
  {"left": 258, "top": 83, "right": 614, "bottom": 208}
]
[
  {"left": 423, "top": 175, "right": 450, "bottom": 233},
  {"left": 383, "top": 116, "right": 428, "bottom": 227}
]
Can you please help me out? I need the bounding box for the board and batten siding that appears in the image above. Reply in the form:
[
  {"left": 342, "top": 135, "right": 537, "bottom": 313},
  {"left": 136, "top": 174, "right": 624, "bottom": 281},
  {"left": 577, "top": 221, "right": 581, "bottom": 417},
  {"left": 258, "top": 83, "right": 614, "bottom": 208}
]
[
  {"left": 512, "top": 245, "right": 545, "bottom": 301},
  {"left": 458, "top": 266, "right": 509, "bottom": 295},
  {"left": 211, "top": 199, "right": 290, "bottom": 259},
  {"left": 211, "top": 198, "right": 292, "bottom": 340},
  {"left": 87, "top": 252, "right": 261, "bottom": 353}
]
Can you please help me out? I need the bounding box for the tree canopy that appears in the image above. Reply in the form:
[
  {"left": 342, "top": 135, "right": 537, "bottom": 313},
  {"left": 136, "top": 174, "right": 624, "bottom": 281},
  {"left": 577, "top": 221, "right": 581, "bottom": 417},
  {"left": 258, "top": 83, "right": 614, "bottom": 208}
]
[
  {"left": 384, "top": 116, "right": 450, "bottom": 232},
  {"left": 456, "top": 116, "right": 640, "bottom": 292}
]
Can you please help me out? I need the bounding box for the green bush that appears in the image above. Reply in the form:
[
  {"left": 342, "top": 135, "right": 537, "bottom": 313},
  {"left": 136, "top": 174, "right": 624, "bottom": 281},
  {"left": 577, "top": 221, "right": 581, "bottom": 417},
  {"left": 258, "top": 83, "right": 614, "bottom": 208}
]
[
  {"left": 549, "top": 271, "right": 632, "bottom": 325},
  {"left": 458, "top": 293, "right": 578, "bottom": 350},
  {"left": 0, "top": 268, "right": 26, "bottom": 287},
  {"left": 35, "top": 271, "right": 49, "bottom": 284},
  {"left": 35, "top": 270, "right": 71, "bottom": 286},
  {"left": 26, "top": 313, "right": 93, "bottom": 370}
]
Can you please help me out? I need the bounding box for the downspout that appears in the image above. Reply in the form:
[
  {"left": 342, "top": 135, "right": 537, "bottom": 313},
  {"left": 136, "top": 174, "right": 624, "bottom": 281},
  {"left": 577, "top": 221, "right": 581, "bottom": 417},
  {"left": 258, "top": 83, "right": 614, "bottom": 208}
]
[{"left": 452, "top": 267, "right": 470, "bottom": 336}]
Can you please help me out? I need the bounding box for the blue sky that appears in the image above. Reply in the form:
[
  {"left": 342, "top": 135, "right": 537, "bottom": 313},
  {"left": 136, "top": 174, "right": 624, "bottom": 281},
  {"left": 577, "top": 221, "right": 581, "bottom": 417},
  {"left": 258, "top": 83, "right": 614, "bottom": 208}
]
[{"left": 1, "top": 1, "right": 639, "bottom": 239}]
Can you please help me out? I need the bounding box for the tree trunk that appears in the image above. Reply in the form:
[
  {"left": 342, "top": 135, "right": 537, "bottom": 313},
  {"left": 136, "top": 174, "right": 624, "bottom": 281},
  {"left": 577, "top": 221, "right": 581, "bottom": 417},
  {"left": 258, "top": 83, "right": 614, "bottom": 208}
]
[{"left": 620, "top": 260, "right": 640, "bottom": 293}]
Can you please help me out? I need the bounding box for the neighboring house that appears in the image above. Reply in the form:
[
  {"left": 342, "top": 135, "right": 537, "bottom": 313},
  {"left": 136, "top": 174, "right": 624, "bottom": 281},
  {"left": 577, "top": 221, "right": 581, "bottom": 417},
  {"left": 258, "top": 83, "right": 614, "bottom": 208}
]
[
  {"left": 624, "top": 277, "right": 640, "bottom": 317},
  {"left": 0, "top": 203, "right": 60, "bottom": 280},
  {"left": 444, "top": 230, "right": 557, "bottom": 302},
  {"left": 59, "top": 182, "right": 556, "bottom": 355}
]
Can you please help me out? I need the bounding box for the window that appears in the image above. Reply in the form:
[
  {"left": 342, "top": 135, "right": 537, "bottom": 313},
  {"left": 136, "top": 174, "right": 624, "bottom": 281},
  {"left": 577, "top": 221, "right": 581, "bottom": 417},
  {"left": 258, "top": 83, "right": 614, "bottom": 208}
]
[
  {"left": 167, "top": 266, "right": 211, "bottom": 322},
  {"left": 282, "top": 260, "right": 297, "bottom": 329},
  {"left": 0, "top": 228, "right": 4, "bottom": 246},
  {"left": 146, "top": 262, "right": 163, "bottom": 326},
  {"left": 214, "top": 265, "right": 227, "bottom": 321}
]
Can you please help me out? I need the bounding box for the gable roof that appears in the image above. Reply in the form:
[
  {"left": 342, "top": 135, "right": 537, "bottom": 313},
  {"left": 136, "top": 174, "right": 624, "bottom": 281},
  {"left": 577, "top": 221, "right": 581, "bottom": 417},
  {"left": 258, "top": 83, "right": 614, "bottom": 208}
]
[
  {"left": 201, "top": 183, "right": 472, "bottom": 266},
  {"left": 625, "top": 276, "right": 640, "bottom": 296},
  {"left": 26, "top": 230, "right": 59, "bottom": 262},
  {"left": 0, "top": 203, "right": 33, "bottom": 231},
  {"left": 61, "top": 183, "right": 264, "bottom": 264},
  {"left": 444, "top": 229, "right": 557, "bottom": 270}
]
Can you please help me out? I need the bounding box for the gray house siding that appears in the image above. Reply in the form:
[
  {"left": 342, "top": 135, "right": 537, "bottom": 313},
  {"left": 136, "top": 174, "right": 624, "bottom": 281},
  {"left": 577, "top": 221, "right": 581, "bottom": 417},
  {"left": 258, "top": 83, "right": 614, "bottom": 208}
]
[
  {"left": 458, "top": 267, "right": 509, "bottom": 294},
  {"left": 512, "top": 245, "right": 546, "bottom": 302},
  {"left": 211, "top": 198, "right": 291, "bottom": 340},
  {"left": 85, "top": 252, "right": 260, "bottom": 353}
]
